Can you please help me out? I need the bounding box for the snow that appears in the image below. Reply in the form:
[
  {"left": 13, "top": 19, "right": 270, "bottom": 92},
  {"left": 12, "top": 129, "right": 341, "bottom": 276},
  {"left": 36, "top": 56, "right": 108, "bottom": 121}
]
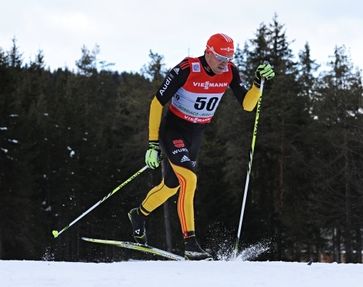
[
  {"left": 1, "top": 260, "right": 362, "bottom": 287},
  {"left": 66, "top": 146, "right": 76, "bottom": 158}
]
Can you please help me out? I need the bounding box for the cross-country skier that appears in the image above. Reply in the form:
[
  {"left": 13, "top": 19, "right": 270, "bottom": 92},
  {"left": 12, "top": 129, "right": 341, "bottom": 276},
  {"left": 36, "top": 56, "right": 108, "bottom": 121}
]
[{"left": 128, "top": 33, "right": 275, "bottom": 260}]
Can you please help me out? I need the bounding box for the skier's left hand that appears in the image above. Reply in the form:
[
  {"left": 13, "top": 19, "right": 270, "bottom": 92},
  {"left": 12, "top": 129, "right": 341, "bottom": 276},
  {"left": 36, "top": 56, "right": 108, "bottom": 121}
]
[{"left": 254, "top": 63, "right": 275, "bottom": 87}]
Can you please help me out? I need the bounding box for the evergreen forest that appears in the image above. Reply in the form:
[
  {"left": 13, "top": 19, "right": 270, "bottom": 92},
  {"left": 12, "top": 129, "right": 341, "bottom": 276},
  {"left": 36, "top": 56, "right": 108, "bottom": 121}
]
[{"left": 0, "top": 17, "right": 362, "bottom": 263}]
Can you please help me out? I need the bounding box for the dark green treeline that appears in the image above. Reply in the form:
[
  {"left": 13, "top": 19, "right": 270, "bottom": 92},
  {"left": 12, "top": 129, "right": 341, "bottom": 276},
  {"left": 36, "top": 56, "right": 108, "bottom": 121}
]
[{"left": 1, "top": 17, "right": 362, "bottom": 262}]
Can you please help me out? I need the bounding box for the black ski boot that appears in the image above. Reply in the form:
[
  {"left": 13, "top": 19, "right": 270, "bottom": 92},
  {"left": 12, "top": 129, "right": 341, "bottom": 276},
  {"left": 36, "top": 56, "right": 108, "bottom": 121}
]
[
  {"left": 184, "top": 236, "right": 212, "bottom": 260},
  {"left": 128, "top": 208, "right": 147, "bottom": 245}
]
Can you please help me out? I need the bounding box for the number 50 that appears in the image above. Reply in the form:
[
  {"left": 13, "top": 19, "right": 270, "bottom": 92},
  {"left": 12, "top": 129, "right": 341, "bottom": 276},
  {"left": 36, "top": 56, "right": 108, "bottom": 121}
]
[{"left": 194, "top": 97, "right": 219, "bottom": 111}]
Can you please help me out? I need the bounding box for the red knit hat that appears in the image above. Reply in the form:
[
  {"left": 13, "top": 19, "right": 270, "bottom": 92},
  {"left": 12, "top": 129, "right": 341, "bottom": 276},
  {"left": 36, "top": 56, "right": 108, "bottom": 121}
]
[{"left": 206, "top": 33, "right": 234, "bottom": 57}]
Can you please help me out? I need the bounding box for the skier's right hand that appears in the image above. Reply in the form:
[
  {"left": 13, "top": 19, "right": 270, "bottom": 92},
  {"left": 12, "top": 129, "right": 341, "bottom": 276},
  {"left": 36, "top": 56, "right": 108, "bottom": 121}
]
[{"left": 145, "top": 141, "right": 161, "bottom": 169}]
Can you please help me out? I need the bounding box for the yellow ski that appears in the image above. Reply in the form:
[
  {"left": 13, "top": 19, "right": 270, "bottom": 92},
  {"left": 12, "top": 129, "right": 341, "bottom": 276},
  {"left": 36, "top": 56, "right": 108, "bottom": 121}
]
[{"left": 81, "top": 237, "right": 185, "bottom": 261}]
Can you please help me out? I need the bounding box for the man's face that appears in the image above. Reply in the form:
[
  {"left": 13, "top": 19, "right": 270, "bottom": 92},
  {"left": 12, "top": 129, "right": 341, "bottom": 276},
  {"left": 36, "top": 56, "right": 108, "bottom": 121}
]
[{"left": 205, "top": 49, "right": 233, "bottom": 74}]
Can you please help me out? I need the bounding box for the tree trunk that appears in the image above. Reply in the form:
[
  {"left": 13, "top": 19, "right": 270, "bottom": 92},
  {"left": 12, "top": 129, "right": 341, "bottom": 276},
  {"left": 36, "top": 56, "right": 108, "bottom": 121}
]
[
  {"left": 344, "top": 128, "right": 353, "bottom": 263},
  {"left": 356, "top": 228, "right": 362, "bottom": 263},
  {"left": 0, "top": 227, "right": 2, "bottom": 259},
  {"left": 275, "top": 120, "right": 285, "bottom": 214},
  {"left": 333, "top": 227, "right": 341, "bottom": 263}
]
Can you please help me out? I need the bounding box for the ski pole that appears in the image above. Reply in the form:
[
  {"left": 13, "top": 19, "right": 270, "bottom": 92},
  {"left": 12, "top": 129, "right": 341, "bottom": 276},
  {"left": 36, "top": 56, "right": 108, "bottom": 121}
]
[
  {"left": 233, "top": 78, "right": 265, "bottom": 257},
  {"left": 52, "top": 165, "right": 149, "bottom": 239}
]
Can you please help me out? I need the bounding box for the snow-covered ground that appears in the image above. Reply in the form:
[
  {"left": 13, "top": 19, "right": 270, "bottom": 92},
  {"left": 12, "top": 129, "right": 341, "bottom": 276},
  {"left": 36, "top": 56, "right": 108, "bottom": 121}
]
[{"left": 1, "top": 259, "right": 362, "bottom": 287}]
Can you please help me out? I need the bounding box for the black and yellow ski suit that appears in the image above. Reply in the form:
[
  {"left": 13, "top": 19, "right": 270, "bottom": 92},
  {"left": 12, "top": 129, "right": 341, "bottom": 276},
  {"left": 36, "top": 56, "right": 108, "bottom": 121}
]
[{"left": 139, "top": 55, "right": 261, "bottom": 238}]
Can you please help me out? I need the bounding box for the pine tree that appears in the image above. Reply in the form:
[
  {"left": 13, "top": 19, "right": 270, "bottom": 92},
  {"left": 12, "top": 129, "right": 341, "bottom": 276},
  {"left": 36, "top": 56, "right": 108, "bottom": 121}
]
[
  {"left": 7, "top": 38, "right": 23, "bottom": 68},
  {"left": 141, "top": 50, "right": 167, "bottom": 84},
  {"left": 311, "top": 46, "right": 363, "bottom": 262},
  {"left": 75, "top": 45, "right": 99, "bottom": 76}
]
